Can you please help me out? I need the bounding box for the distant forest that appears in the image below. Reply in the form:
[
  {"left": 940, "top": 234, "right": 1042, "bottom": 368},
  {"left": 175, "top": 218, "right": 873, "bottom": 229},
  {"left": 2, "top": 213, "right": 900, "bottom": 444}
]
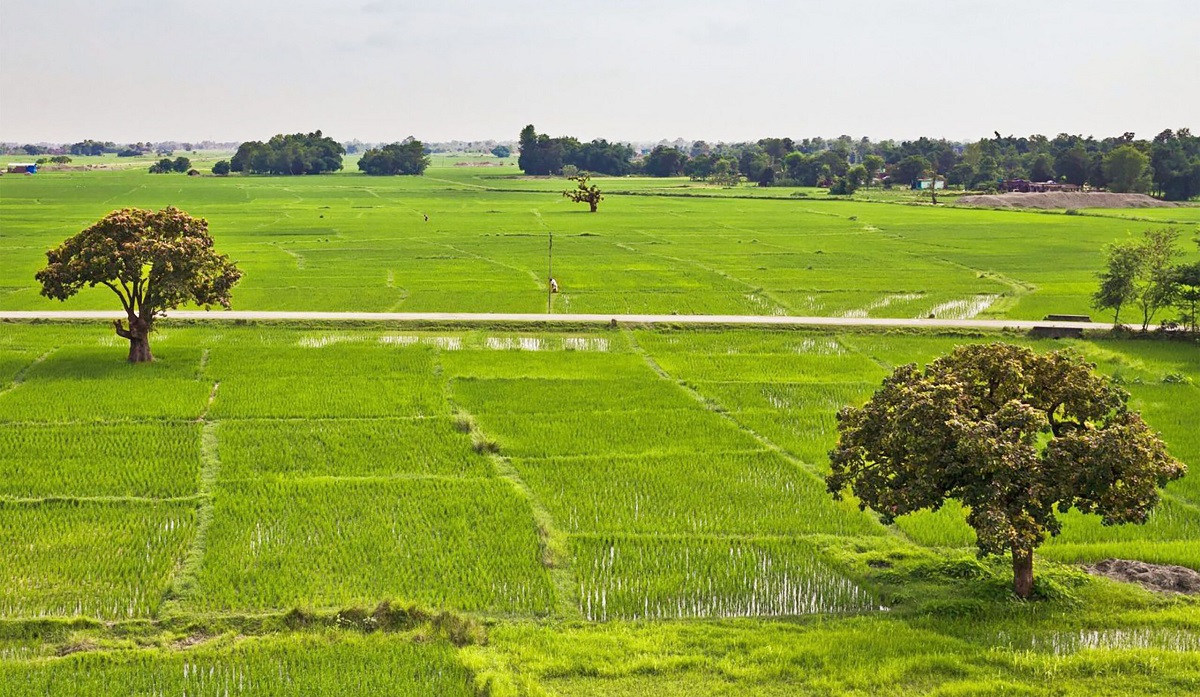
[
  {"left": 6, "top": 126, "right": 1198, "bottom": 200},
  {"left": 517, "top": 125, "right": 1200, "bottom": 200}
]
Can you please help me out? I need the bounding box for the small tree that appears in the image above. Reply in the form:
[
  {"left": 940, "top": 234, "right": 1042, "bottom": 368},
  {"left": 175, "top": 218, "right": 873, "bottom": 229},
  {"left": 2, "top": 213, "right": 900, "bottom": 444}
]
[
  {"left": 1133, "top": 228, "right": 1184, "bottom": 330},
  {"left": 148, "top": 158, "right": 174, "bottom": 174},
  {"left": 1172, "top": 261, "right": 1200, "bottom": 333},
  {"left": 35, "top": 207, "right": 242, "bottom": 363},
  {"left": 1093, "top": 239, "right": 1143, "bottom": 325},
  {"left": 862, "top": 154, "right": 884, "bottom": 186},
  {"left": 827, "top": 343, "right": 1185, "bottom": 599},
  {"left": 1095, "top": 229, "right": 1186, "bottom": 329},
  {"left": 212, "top": 160, "right": 231, "bottom": 176},
  {"left": 172, "top": 156, "right": 192, "bottom": 173},
  {"left": 491, "top": 145, "right": 511, "bottom": 158},
  {"left": 563, "top": 173, "right": 602, "bottom": 212}
]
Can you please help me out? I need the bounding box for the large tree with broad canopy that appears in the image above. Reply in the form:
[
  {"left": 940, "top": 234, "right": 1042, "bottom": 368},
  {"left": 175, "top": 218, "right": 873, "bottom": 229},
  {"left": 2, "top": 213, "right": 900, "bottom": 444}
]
[
  {"left": 36, "top": 207, "right": 242, "bottom": 363},
  {"left": 826, "top": 343, "right": 1185, "bottom": 598}
]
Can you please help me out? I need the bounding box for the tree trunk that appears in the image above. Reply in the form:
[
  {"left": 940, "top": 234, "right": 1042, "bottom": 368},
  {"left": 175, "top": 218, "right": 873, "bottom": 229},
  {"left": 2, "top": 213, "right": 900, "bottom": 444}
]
[
  {"left": 589, "top": 200, "right": 598, "bottom": 213},
  {"left": 1012, "top": 547, "right": 1034, "bottom": 599},
  {"left": 114, "top": 314, "right": 153, "bottom": 363}
]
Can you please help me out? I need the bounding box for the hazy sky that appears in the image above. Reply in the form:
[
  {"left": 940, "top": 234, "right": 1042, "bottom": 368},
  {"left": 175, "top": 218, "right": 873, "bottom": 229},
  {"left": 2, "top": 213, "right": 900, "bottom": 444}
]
[{"left": 2, "top": 0, "right": 1197, "bottom": 144}]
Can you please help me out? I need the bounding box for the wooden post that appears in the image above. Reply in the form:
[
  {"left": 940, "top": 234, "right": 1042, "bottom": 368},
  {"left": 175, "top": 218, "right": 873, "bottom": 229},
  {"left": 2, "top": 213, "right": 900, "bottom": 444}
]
[{"left": 547, "top": 229, "right": 553, "bottom": 314}]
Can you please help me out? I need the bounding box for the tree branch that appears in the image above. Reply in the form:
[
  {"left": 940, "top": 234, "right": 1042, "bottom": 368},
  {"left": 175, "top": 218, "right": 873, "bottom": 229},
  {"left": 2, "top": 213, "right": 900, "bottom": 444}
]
[{"left": 100, "top": 281, "right": 132, "bottom": 314}]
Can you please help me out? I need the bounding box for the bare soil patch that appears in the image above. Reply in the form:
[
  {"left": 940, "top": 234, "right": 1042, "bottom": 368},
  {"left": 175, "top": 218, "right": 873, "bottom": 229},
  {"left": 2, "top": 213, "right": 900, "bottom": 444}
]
[
  {"left": 1085, "top": 558, "right": 1200, "bottom": 594},
  {"left": 955, "top": 192, "right": 1179, "bottom": 209}
]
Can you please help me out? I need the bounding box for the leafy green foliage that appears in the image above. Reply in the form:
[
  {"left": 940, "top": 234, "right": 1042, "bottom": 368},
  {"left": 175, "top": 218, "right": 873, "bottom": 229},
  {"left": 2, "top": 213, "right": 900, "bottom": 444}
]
[
  {"left": 563, "top": 173, "right": 603, "bottom": 212},
  {"left": 1102, "top": 145, "right": 1152, "bottom": 193},
  {"left": 34, "top": 207, "right": 241, "bottom": 361},
  {"left": 230, "top": 130, "right": 344, "bottom": 175},
  {"left": 358, "top": 138, "right": 430, "bottom": 175},
  {"left": 827, "top": 343, "right": 1187, "bottom": 596}
]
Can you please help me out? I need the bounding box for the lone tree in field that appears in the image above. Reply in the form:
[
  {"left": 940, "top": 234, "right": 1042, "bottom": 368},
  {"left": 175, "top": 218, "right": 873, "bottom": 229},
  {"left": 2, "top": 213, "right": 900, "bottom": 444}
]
[
  {"left": 826, "top": 343, "right": 1185, "bottom": 599},
  {"left": 35, "top": 207, "right": 242, "bottom": 363},
  {"left": 563, "top": 173, "right": 603, "bottom": 212}
]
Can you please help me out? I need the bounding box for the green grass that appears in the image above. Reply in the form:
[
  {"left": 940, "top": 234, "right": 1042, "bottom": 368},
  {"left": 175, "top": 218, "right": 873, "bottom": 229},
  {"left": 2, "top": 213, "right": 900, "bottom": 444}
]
[
  {"left": 185, "top": 477, "right": 555, "bottom": 615},
  {"left": 1, "top": 632, "right": 473, "bottom": 697},
  {"left": 571, "top": 535, "right": 878, "bottom": 620},
  {"left": 0, "top": 422, "right": 201, "bottom": 498},
  {"left": 0, "top": 322, "right": 1196, "bottom": 694},
  {"left": 216, "top": 417, "right": 491, "bottom": 480},
  {"left": 0, "top": 499, "right": 196, "bottom": 619},
  {"left": 3, "top": 166, "right": 1196, "bottom": 320},
  {"left": 510, "top": 451, "right": 882, "bottom": 536}
]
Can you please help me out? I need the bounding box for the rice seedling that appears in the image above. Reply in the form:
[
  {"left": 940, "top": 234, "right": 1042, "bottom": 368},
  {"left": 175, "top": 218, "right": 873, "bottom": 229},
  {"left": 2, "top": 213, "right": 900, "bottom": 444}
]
[
  {"left": 216, "top": 417, "right": 490, "bottom": 480},
  {"left": 893, "top": 496, "right": 1200, "bottom": 560},
  {"left": 208, "top": 376, "right": 448, "bottom": 419},
  {"left": 649, "top": 351, "right": 887, "bottom": 384},
  {"left": 0, "top": 422, "right": 201, "bottom": 498},
  {"left": 0, "top": 500, "right": 195, "bottom": 619},
  {"left": 470, "top": 408, "right": 761, "bottom": 459},
  {"left": 511, "top": 451, "right": 883, "bottom": 536},
  {"left": 451, "top": 377, "right": 697, "bottom": 415},
  {"left": 0, "top": 345, "right": 212, "bottom": 422},
  {"left": 440, "top": 350, "right": 650, "bottom": 380},
  {"left": 573, "top": 535, "right": 878, "bottom": 621},
  {"left": 0, "top": 632, "right": 473, "bottom": 696},
  {"left": 689, "top": 381, "right": 876, "bottom": 467},
  {"left": 185, "top": 478, "right": 554, "bottom": 615},
  {"left": 1039, "top": 541, "right": 1200, "bottom": 570},
  {"left": 0, "top": 349, "right": 38, "bottom": 385}
]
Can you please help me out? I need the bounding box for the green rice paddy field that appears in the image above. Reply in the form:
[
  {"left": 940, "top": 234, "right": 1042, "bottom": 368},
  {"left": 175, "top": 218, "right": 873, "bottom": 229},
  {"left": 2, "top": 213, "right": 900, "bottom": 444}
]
[
  {"left": 0, "top": 322, "right": 1197, "bottom": 695},
  {"left": 2, "top": 163, "right": 1198, "bottom": 319},
  {"left": 2, "top": 166, "right": 1199, "bottom": 695}
]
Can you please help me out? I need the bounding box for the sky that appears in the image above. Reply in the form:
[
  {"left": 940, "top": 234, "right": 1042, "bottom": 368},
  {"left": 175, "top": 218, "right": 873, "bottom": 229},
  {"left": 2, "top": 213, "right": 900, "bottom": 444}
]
[{"left": 1, "top": 0, "right": 1197, "bottom": 145}]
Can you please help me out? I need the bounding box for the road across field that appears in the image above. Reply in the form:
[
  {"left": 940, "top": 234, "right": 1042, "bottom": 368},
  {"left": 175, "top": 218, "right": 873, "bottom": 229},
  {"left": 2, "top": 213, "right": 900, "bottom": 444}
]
[{"left": 0, "top": 310, "right": 1128, "bottom": 332}]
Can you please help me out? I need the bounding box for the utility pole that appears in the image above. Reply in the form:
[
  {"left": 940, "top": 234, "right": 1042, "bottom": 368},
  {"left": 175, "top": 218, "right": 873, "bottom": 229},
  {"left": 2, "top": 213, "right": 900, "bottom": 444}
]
[{"left": 547, "top": 229, "right": 553, "bottom": 314}]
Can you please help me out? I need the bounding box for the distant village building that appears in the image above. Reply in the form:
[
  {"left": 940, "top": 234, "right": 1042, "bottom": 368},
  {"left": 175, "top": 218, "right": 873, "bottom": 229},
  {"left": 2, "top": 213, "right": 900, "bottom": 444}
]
[
  {"left": 6, "top": 163, "right": 37, "bottom": 174},
  {"left": 1001, "top": 179, "right": 1081, "bottom": 193},
  {"left": 912, "top": 177, "right": 945, "bottom": 190}
]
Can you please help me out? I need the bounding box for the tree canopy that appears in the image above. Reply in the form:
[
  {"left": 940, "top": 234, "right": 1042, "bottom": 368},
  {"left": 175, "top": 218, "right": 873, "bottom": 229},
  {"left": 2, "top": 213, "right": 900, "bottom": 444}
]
[
  {"left": 506, "top": 126, "right": 1200, "bottom": 198},
  {"left": 358, "top": 138, "right": 430, "bottom": 176},
  {"left": 641, "top": 146, "right": 688, "bottom": 177},
  {"left": 35, "top": 207, "right": 242, "bottom": 362},
  {"left": 563, "top": 173, "right": 603, "bottom": 212},
  {"left": 827, "top": 343, "right": 1185, "bottom": 598},
  {"left": 230, "top": 130, "right": 344, "bottom": 175},
  {"left": 1102, "top": 145, "right": 1152, "bottom": 193},
  {"left": 518, "top": 125, "right": 634, "bottom": 176}
]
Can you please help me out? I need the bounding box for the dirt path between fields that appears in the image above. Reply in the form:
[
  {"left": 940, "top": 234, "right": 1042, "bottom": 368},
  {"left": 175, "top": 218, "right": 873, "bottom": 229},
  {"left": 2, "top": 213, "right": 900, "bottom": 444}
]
[
  {"left": 0, "top": 310, "right": 1141, "bottom": 331},
  {"left": 955, "top": 192, "right": 1180, "bottom": 209}
]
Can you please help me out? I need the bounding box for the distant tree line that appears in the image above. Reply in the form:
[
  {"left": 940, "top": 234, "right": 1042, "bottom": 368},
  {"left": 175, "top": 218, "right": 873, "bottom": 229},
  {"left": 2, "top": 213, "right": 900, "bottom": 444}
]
[
  {"left": 358, "top": 138, "right": 430, "bottom": 175},
  {"left": 230, "top": 131, "right": 345, "bottom": 175},
  {"left": 515, "top": 127, "right": 1200, "bottom": 200},
  {"left": 518, "top": 125, "right": 637, "bottom": 176}
]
